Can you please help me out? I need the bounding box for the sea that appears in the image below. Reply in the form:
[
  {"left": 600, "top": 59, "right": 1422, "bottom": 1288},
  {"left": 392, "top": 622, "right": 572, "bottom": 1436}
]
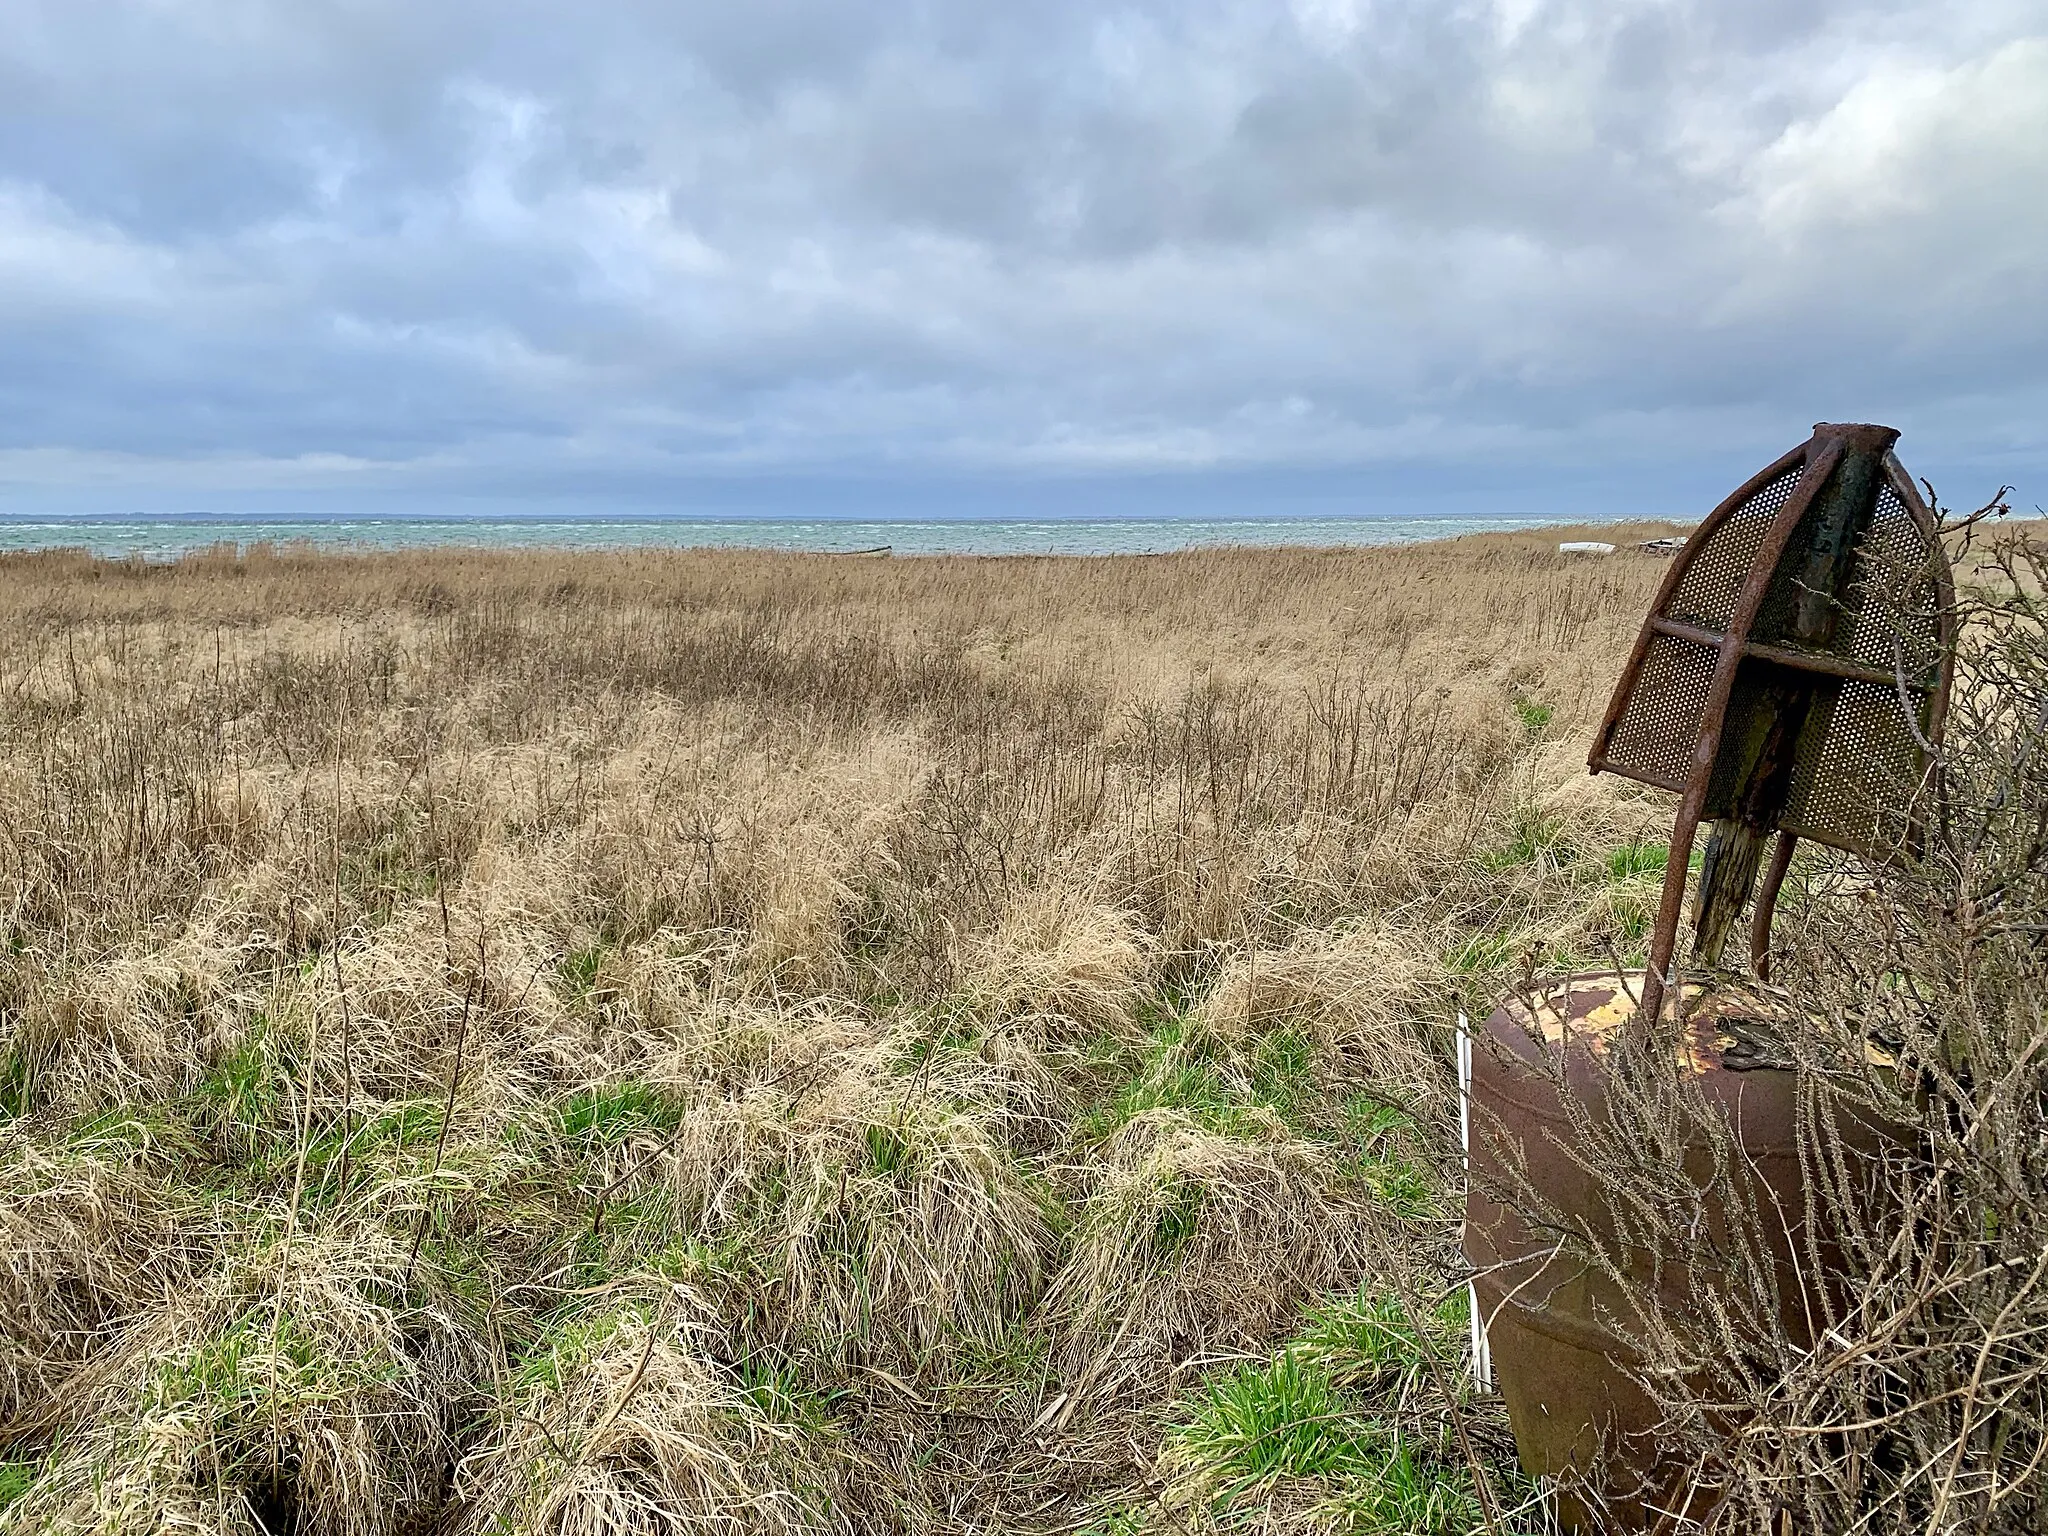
[{"left": 0, "top": 512, "right": 1594, "bottom": 561}]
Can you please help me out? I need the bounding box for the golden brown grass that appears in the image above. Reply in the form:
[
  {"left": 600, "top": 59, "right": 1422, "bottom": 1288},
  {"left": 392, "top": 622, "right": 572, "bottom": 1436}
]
[{"left": 0, "top": 529, "right": 1685, "bottom": 1535}]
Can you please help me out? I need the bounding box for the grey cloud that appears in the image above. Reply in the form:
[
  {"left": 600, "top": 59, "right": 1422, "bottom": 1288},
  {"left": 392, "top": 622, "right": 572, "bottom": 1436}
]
[{"left": 0, "top": 0, "right": 2042, "bottom": 515}]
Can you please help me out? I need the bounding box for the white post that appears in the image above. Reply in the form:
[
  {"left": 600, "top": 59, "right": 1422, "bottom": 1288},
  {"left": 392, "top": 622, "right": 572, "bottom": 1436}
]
[{"left": 1458, "top": 1012, "right": 1492, "bottom": 1391}]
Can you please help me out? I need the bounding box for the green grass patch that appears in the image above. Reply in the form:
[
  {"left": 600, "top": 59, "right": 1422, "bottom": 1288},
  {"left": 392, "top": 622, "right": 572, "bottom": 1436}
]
[
  {"left": 1080, "top": 1016, "right": 1319, "bottom": 1143},
  {"left": 1152, "top": 1176, "right": 1206, "bottom": 1258},
  {"left": 568, "top": 1187, "right": 692, "bottom": 1287},
  {"left": 551, "top": 1081, "right": 684, "bottom": 1145},
  {"left": 417, "top": 1232, "right": 501, "bottom": 1317},
  {"left": 1247, "top": 1027, "right": 1315, "bottom": 1114},
  {"left": 1446, "top": 932, "right": 1518, "bottom": 976},
  {"left": 733, "top": 1349, "right": 846, "bottom": 1432},
  {"left": 1443, "top": 930, "right": 1591, "bottom": 986},
  {"left": 512, "top": 1302, "right": 647, "bottom": 1395},
  {"left": 949, "top": 1321, "right": 1058, "bottom": 1394},
  {"left": 866, "top": 1119, "right": 913, "bottom": 1177},
  {"left": 1335, "top": 1103, "right": 1437, "bottom": 1219},
  {"left": 1511, "top": 695, "right": 1554, "bottom": 739},
  {"left": 1088, "top": 1057, "right": 1237, "bottom": 1137},
  {"left": 900, "top": 1008, "right": 983, "bottom": 1068},
  {"left": 1291, "top": 1286, "right": 1461, "bottom": 1389},
  {"left": 1609, "top": 893, "right": 1654, "bottom": 948},
  {"left": 1349, "top": 1150, "right": 1435, "bottom": 1220},
  {"left": 1319, "top": 1439, "right": 1484, "bottom": 1535},
  {"left": 642, "top": 1232, "right": 748, "bottom": 1287},
  {"left": 197, "top": 1026, "right": 282, "bottom": 1140},
  {"left": 1076, "top": 1504, "right": 1148, "bottom": 1536},
  {"left": 65, "top": 1106, "right": 182, "bottom": 1156},
  {"left": 0, "top": 1459, "right": 37, "bottom": 1511},
  {"left": 303, "top": 1099, "right": 446, "bottom": 1170},
  {"left": 1340, "top": 1096, "right": 1409, "bottom": 1150},
  {"left": 1180, "top": 1349, "right": 1377, "bottom": 1486},
  {"left": 1177, "top": 1289, "right": 1486, "bottom": 1531},
  {"left": 338, "top": 813, "right": 439, "bottom": 919},
  {"left": 0, "top": 1050, "right": 32, "bottom": 1119},
  {"left": 1481, "top": 807, "right": 1575, "bottom": 871},
  {"left": 557, "top": 941, "right": 612, "bottom": 997},
  {"left": 1605, "top": 838, "right": 1668, "bottom": 880},
  {"left": 152, "top": 1312, "right": 401, "bottom": 1419}
]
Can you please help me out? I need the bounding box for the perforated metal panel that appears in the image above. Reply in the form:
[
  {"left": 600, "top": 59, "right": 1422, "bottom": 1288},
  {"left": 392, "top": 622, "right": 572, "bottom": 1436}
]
[
  {"left": 1667, "top": 465, "right": 1807, "bottom": 630},
  {"left": 1773, "top": 475, "right": 1942, "bottom": 851},
  {"left": 1841, "top": 481, "right": 1943, "bottom": 676},
  {"left": 1602, "top": 632, "right": 1716, "bottom": 790},
  {"left": 1780, "top": 677, "right": 1929, "bottom": 852},
  {"left": 1744, "top": 477, "right": 1941, "bottom": 663},
  {"left": 1704, "top": 677, "right": 1784, "bottom": 816}
]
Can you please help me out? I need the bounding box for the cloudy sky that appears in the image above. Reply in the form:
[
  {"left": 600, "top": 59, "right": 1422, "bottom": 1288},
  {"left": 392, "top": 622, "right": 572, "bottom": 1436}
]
[{"left": 2, "top": 0, "right": 2043, "bottom": 519}]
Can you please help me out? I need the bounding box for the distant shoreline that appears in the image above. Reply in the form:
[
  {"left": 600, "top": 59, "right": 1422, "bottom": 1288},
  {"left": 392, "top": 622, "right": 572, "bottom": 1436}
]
[{"left": 0, "top": 510, "right": 1685, "bottom": 562}]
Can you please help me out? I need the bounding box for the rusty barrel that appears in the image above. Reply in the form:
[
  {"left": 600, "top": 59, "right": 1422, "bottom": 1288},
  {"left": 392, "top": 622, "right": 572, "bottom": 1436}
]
[{"left": 1462, "top": 972, "right": 1895, "bottom": 1531}]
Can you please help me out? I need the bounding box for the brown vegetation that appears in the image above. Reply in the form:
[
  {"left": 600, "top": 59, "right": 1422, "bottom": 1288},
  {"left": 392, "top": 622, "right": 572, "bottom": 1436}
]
[{"left": 0, "top": 529, "right": 1690, "bottom": 1534}]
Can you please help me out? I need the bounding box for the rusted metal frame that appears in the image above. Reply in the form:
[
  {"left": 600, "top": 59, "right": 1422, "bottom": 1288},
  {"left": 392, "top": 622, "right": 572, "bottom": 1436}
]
[
  {"left": 1773, "top": 815, "right": 1867, "bottom": 857},
  {"left": 1645, "top": 614, "right": 1937, "bottom": 692},
  {"left": 1640, "top": 435, "right": 1848, "bottom": 1022},
  {"left": 1590, "top": 739, "right": 1696, "bottom": 794},
  {"left": 1588, "top": 441, "right": 1811, "bottom": 775},
  {"left": 1748, "top": 830, "right": 1798, "bottom": 979},
  {"left": 1614, "top": 766, "right": 1689, "bottom": 795}
]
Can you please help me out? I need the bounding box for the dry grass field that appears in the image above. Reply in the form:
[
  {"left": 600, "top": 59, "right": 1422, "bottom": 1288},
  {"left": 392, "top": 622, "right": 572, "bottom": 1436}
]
[{"left": 0, "top": 528, "right": 1691, "bottom": 1535}]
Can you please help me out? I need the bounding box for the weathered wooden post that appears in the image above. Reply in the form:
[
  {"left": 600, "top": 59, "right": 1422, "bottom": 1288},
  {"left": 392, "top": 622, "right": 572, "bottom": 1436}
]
[{"left": 1463, "top": 424, "right": 1955, "bottom": 1528}]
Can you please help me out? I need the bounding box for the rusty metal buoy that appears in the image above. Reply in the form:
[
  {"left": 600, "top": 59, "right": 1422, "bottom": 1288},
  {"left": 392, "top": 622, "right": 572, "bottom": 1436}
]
[{"left": 1464, "top": 423, "right": 1953, "bottom": 1528}]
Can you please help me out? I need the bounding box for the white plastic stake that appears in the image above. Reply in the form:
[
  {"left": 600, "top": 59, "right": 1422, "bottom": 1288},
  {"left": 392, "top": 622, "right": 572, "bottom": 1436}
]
[{"left": 1457, "top": 1011, "right": 1493, "bottom": 1391}]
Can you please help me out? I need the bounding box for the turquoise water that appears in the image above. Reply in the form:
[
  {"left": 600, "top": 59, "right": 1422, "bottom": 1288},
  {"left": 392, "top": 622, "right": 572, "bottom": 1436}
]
[{"left": 0, "top": 512, "right": 1587, "bottom": 560}]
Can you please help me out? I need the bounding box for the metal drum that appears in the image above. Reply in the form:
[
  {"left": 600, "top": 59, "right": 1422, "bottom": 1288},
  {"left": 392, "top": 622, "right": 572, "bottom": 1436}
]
[{"left": 1463, "top": 973, "right": 1891, "bottom": 1531}]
